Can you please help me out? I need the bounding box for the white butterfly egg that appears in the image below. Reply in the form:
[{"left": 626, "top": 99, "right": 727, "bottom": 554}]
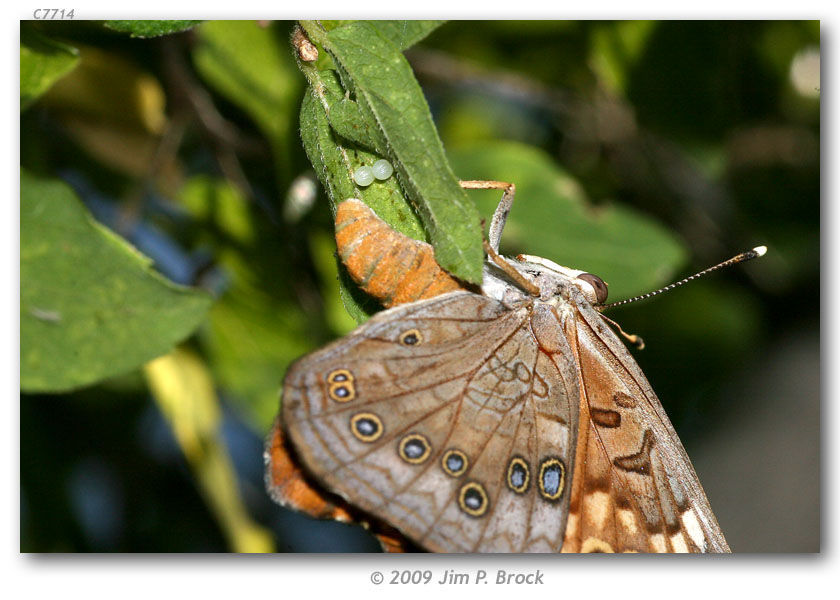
[
  {"left": 353, "top": 166, "right": 375, "bottom": 187},
  {"left": 371, "top": 159, "right": 394, "bottom": 181}
]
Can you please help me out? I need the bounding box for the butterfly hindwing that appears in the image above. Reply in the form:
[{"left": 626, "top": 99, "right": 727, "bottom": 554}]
[{"left": 283, "top": 292, "right": 579, "bottom": 552}]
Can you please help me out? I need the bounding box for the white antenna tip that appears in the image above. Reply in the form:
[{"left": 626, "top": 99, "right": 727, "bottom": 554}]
[{"left": 753, "top": 245, "right": 767, "bottom": 257}]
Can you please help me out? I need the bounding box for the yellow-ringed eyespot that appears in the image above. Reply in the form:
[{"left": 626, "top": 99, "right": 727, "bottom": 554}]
[
  {"left": 507, "top": 456, "right": 530, "bottom": 494},
  {"left": 398, "top": 433, "right": 432, "bottom": 464},
  {"left": 328, "top": 381, "right": 355, "bottom": 403},
  {"left": 349, "top": 412, "right": 383, "bottom": 443},
  {"left": 399, "top": 329, "right": 422, "bottom": 346},
  {"left": 441, "top": 449, "right": 469, "bottom": 477},
  {"left": 458, "top": 482, "right": 489, "bottom": 517},
  {"left": 327, "top": 369, "right": 354, "bottom": 384},
  {"left": 538, "top": 457, "right": 566, "bottom": 501}
]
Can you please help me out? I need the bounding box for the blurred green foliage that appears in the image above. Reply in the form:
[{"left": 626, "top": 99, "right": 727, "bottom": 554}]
[
  {"left": 20, "top": 27, "right": 79, "bottom": 109},
  {"left": 20, "top": 20, "right": 819, "bottom": 552}
]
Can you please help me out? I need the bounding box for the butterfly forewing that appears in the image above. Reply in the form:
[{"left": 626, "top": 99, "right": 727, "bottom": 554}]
[
  {"left": 283, "top": 292, "right": 580, "bottom": 552},
  {"left": 558, "top": 299, "right": 730, "bottom": 553}
]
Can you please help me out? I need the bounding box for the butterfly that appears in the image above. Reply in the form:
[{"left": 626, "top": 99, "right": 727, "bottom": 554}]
[{"left": 265, "top": 180, "right": 732, "bottom": 553}]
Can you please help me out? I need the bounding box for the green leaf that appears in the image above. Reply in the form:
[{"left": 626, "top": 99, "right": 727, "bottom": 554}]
[
  {"left": 299, "top": 86, "right": 358, "bottom": 205},
  {"left": 104, "top": 20, "right": 202, "bottom": 38},
  {"left": 303, "top": 20, "right": 484, "bottom": 284},
  {"left": 21, "top": 170, "right": 213, "bottom": 393},
  {"left": 309, "top": 72, "right": 427, "bottom": 240},
  {"left": 299, "top": 79, "right": 424, "bottom": 323},
  {"left": 368, "top": 21, "right": 445, "bottom": 50},
  {"left": 193, "top": 20, "right": 301, "bottom": 178},
  {"left": 20, "top": 27, "right": 79, "bottom": 110},
  {"left": 448, "top": 141, "right": 688, "bottom": 297},
  {"left": 320, "top": 20, "right": 444, "bottom": 50}
]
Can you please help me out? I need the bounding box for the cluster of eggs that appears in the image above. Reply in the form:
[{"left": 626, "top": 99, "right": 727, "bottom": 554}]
[{"left": 353, "top": 159, "right": 394, "bottom": 187}]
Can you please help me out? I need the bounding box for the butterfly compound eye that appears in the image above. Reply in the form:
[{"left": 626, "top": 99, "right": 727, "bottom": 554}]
[{"left": 577, "top": 273, "right": 609, "bottom": 304}]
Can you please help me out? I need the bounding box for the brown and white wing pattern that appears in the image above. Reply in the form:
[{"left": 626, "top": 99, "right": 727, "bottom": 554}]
[
  {"left": 283, "top": 291, "right": 583, "bottom": 552},
  {"left": 558, "top": 296, "right": 730, "bottom": 553}
]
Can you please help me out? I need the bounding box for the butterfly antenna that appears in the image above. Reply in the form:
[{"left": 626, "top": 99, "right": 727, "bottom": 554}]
[{"left": 600, "top": 246, "right": 767, "bottom": 310}]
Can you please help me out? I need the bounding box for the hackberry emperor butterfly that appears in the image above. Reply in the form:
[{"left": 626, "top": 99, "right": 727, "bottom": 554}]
[{"left": 266, "top": 181, "right": 758, "bottom": 552}]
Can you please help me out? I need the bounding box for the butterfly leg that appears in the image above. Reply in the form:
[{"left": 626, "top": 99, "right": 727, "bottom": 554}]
[{"left": 459, "top": 180, "right": 516, "bottom": 253}]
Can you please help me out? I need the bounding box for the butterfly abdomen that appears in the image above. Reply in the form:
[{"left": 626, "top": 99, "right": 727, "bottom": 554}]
[{"left": 334, "top": 198, "right": 466, "bottom": 307}]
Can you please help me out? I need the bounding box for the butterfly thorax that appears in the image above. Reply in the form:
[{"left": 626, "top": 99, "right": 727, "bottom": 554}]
[{"left": 482, "top": 254, "right": 605, "bottom": 315}]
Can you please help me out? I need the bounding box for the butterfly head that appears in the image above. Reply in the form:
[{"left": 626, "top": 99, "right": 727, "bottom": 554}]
[{"left": 483, "top": 252, "right": 609, "bottom": 307}]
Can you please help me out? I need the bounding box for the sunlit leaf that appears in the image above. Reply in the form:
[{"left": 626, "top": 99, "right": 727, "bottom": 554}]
[
  {"left": 20, "top": 27, "right": 79, "bottom": 110},
  {"left": 144, "top": 348, "right": 274, "bottom": 552},
  {"left": 299, "top": 83, "right": 418, "bottom": 323},
  {"left": 319, "top": 20, "right": 444, "bottom": 50},
  {"left": 21, "top": 170, "right": 213, "bottom": 392}
]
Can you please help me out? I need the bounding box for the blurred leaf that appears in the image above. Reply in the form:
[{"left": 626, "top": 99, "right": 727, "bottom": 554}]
[
  {"left": 756, "top": 21, "right": 820, "bottom": 81},
  {"left": 20, "top": 27, "right": 79, "bottom": 110},
  {"left": 43, "top": 46, "right": 167, "bottom": 134},
  {"left": 303, "top": 20, "right": 484, "bottom": 284},
  {"left": 62, "top": 120, "right": 171, "bottom": 179},
  {"left": 179, "top": 176, "right": 314, "bottom": 428},
  {"left": 448, "top": 140, "right": 688, "bottom": 296},
  {"left": 144, "top": 348, "right": 274, "bottom": 552},
  {"left": 590, "top": 20, "right": 656, "bottom": 94},
  {"left": 627, "top": 21, "right": 775, "bottom": 140},
  {"left": 33, "top": 45, "right": 171, "bottom": 180},
  {"left": 105, "top": 20, "right": 202, "bottom": 38},
  {"left": 21, "top": 170, "right": 213, "bottom": 393},
  {"left": 182, "top": 176, "right": 256, "bottom": 245},
  {"left": 193, "top": 20, "right": 301, "bottom": 176}
]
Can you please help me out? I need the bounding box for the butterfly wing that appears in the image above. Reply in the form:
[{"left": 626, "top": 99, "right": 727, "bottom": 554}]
[
  {"left": 264, "top": 418, "right": 413, "bottom": 552},
  {"left": 557, "top": 296, "right": 731, "bottom": 553},
  {"left": 282, "top": 291, "right": 581, "bottom": 552}
]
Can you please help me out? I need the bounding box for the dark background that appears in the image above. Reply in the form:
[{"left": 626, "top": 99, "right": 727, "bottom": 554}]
[{"left": 20, "top": 20, "right": 819, "bottom": 552}]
